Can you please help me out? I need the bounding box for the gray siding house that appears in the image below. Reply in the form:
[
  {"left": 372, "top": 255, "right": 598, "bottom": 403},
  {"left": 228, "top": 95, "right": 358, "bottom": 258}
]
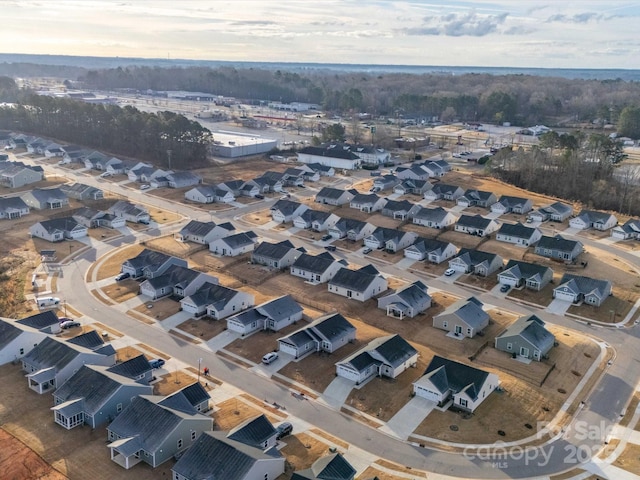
[
  {"left": 534, "top": 235, "right": 583, "bottom": 262},
  {"left": 377, "top": 280, "right": 431, "bottom": 319},
  {"left": 278, "top": 313, "right": 356, "bottom": 359},
  {"left": 495, "top": 314, "right": 555, "bottom": 361},
  {"left": 432, "top": 296, "right": 489, "bottom": 338},
  {"left": 498, "top": 260, "right": 553, "bottom": 291}
]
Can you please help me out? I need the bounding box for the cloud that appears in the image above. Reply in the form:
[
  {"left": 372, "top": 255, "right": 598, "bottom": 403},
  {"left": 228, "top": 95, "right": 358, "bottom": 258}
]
[
  {"left": 504, "top": 25, "right": 537, "bottom": 35},
  {"left": 400, "top": 11, "right": 508, "bottom": 37},
  {"left": 546, "top": 12, "right": 603, "bottom": 23},
  {"left": 229, "top": 20, "right": 277, "bottom": 26}
]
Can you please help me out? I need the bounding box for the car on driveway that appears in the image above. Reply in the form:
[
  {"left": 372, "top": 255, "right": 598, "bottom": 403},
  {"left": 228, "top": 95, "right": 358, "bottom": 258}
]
[
  {"left": 276, "top": 422, "right": 293, "bottom": 439},
  {"left": 324, "top": 245, "right": 336, "bottom": 252},
  {"left": 115, "top": 272, "right": 130, "bottom": 281},
  {"left": 500, "top": 284, "right": 511, "bottom": 293},
  {"left": 362, "top": 247, "right": 372, "bottom": 254},
  {"left": 140, "top": 184, "right": 151, "bottom": 190},
  {"left": 149, "top": 358, "right": 166, "bottom": 369},
  {"left": 254, "top": 194, "right": 265, "bottom": 200},
  {"left": 321, "top": 234, "right": 332, "bottom": 241},
  {"left": 262, "top": 352, "right": 279, "bottom": 365},
  {"left": 444, "top": 268, "right": 456, "bottom": 276},
  {"left": 60, "top": 320, "right": 81, "bottom": 329}
]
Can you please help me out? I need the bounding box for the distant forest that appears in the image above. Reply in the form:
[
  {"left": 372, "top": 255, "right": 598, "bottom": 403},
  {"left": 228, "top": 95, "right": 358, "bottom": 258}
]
[{"left": 1, "top": 61, "right": 640, "bottom": 127}]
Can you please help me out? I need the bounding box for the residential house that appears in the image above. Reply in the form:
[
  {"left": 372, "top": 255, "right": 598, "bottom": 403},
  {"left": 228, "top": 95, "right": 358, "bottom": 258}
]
[
  {"left": 372, "top": 174, "right": 400, "bottom": 191},
  {"left": 611, "top": 218, "right": 640, "bottom": 240},
  {"left": 527, "top": 201, "right": 573, "bottom": 223},
  {"left": 413, "top": 356, "right": 499, "bottom": 412},
  {"left": 239, "top": 182, "right": 261, "bottom": 198},
  {"left": 108, "top": 200, "right": 150, "bottom": 224},
  {"left": 395, "top": 165, "right": 431, "bottom": 181},
  {"left": 107, "top": 354, "right": 154, "bottom": 385},
  {"left": 412, "top": 206, "right": 456, "bottom": 229},
  {"left": 0, "top": 196, "right": 29, "bottom": 219},
  {"left": 306, "top": 162, "right": 336, "bottom": 177},
  {"left": 171, "top": 431, "right": 284, "bottom": 480},
  {"left": 290, "top": 251, "right": 346, "bottom": 284},
  {"left": 217, "top": 179, "right": 246, "bottom": 197},
  {"left": 139, "top": 265, "right": 218, "bottom": 300},
  {"left": 72, "top": 207, "right": 107, "bottom": 228},
  {"left": 43, "top": 143, "right": 65, "bottom": 158},
  {"left": 121, "top": 249, "right": 187, "bottom": 279},
  {"left": 52, "top": 365, "right": 153, "bottom": 430},
  {"left": 21, "top": 187, "right": 69, "bottom": 209},
  {"left": 270, "top": 199, "right": 308, "bottom": 223},
  {"left": 84, "top": 152, "right": 117, "bottom": 170},
  {"left": 107, "top": 159, "right": 134, "bottom": 175},
  {"left": 107, "top": 394, "right": 213, "bottom": 469},
  {"left": 227, "top": 295, "right": 304, "bottom": 336},
  {"left": 291, "top": 453, "right": 356, "bottom": 480},
  {"left": 29, "top": 217, "right": 88, "bottom": 242},
  {"left": 498, "top": 260, "right": 554, "bottom": 291},
  {"left": 432, "top": 297, "right": 489, "bottom": 338},
  {"left": 16, "top": 311, "right": 61, "bottom": 334},
  {"left": 423, "top": 184, "right": 464, "bottom": 202},
  {"left": 180, "top": 282, "right": 254, "bottom": 319},
  {"left": 0, "top": 318, "right": 47, "bottom": 366},
  {"left": 404, "top": 237, "right": 458, "bottom": 264},
  {"left": 227, "top": 414, "right": 278, "bottom": 451},
  {"left": 149, "top": 169, "right": 174, "bottom": 188},
  {"left": 335, "top": 334, "right": 418, "bottom": 384},
  {"left": 569, "top": 210, "right": 618, "bottom": 231},
  {"left": 456, "top": 189, "right": 498, "bottom": 208},
  {"left": 534, "top": 235, "right": 583, "bottom": 262},
  {"left": 293, "top": 209, "right": 340, "bottom": 232},
  {"left": 328, "top": 219, "right": 376, "bottom": 241},
  {"left": 448, "top": 248, "right": 504, "bottom": 276},
  {"left": 315, "top": 187, "right": 355, "bottom": 206},
  {"left": 126, "top": 162, "right": 154, "bottom": 182},
  {"left": 209, "top": 231, "right": 258, "bottom": 256},
  {"left": 349, "top": 193, "right": 386, "bottom": 213},
  {"left": 250, "top": 173, "right": 283, "bottom": 193},
  {"left": 328, "top": 264, "right": 388, "bottom": 302},
  {"left": 494, "top": 314, "right": 555, "bottom": 361},
  {"left": 364, "top": 227, "right": 416, "bottom": 252},
  {"left": 185, "top": 185, "right": 235, "bottom": 204},
  {"left": 251, "top": 240, "right": 302, "bottom": 269},
  {"left": 381, "top": 199, "right": 420, "bottom": 220},
  {"left": 21, "top": 336, "right": 115, "bottom": 394},
  {"left": 167, "top": 171, "right": 202, "bottom": 188},
  {"left": 282, "top": 167, "right": 310, "bottom": 185},
  {"left": 0, "top": 162, "right": 44, "bottom": 188},
  {"left": 454, "top": 214, "right": 499, "bottom": 237},
  {"left": 377, "top": 280, "right": 431, "bottom": 319},
  {"left": 296, "top": 144, "right": 362, "bottom": 170},
  {"left": 495, "top": 222, "right": 542, "bottom": 247},
  {"left": 175, "top": 220, "right": 235, "bottom": 244},
  {"left": 60, "top": 182, "right": 104, "bottom": 200},
  {"left": 491, "top": 195, "right": 533, "bottom": 215},
  {"left": 278, "top": 313, "right": 356, "bottom": 359},
  {"left": 394, "top": 179, "right": 432, "bottom": 196},
  {"left": 553, "top": 274, "right": 612, "bottom": 306}
]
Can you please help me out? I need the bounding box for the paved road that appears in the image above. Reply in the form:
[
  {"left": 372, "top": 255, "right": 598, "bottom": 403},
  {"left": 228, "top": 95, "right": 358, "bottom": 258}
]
[{"left": 24, "top": 155, "right": 640, "bottom": 477}]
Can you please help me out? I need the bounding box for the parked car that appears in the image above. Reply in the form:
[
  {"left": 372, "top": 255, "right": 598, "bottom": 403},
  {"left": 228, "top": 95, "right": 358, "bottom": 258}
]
[
  {"left": 36, "top": 296, "right": 60, "bottom": 308},
  {"left": 276, "top": 422, "right": 293, "bottom": 439},
  {"left": 140, "top": 184, "right": 151, "bottom": 190},
  {"left": 60, "top": 320, "right": 81, "bottom": 329},
  {"left": 99, "top": 172, "right": 112, "bottom": 178},
  {"left": 138, "top": 219, "right": 150, "bottom": 225},
  {"left": 149, "top": 358, "right": 166, "bottom": 369},
  {"left": 321, "top": 234, "right": 332, "bottom": 241},
  {"left": 115, "top": 272, "right": 130, "bottom": 282},
  {"left": 500, "top": 284, "right": 511, "bottom": 293},
  {"left": 262, "top": 352, "right": 279, "bottom": 365},
  {"left": 324, "top": 245, "right": 336, "bottom": 252},
  {"left": 362, "top": 247, "right": 372, "bottom": 254},
  {"left": 255, "top": 194, "right": 265, "bottom": 200},
  {"left": 444, "top": 268, "right": 456, "bottom": 277}
]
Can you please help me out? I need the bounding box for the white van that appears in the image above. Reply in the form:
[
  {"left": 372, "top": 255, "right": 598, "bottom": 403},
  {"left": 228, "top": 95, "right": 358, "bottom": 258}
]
[{"left": 36, "top": 296, "right": 61, "bottom": 308}]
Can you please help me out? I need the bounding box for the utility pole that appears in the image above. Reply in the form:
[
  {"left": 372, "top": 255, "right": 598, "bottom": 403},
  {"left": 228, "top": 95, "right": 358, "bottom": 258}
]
[{"left": 166, "top": 149, "right": 172, "bottom": 170}]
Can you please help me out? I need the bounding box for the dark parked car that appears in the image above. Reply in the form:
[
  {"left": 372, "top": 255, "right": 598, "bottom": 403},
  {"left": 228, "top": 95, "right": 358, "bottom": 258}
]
[
  {"left": 149, "top": 358, "right": 166, "bottom": 369},
  {"left": 255, "top": 194, "right": 265, "bottom": 200},
  {"left": 115, "top": 272, "right": 131, "bottom": 281},
  {"left": 500, "top": 284, "right": 511, "bottom": 293},
  {"left": 324, "top": 245, "right": 336, "bottom": 252},
  {"left": 276, "top": 422, "right": 293, "bottom": 439},
  {"left": 321, "top": 234, "right": 332, "bottom": 241}
]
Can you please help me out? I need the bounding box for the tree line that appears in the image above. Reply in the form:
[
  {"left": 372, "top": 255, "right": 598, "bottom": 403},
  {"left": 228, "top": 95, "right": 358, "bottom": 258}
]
[
  {"left": 489, "top": 133, "right": 640, "bottom": 216},
  {"left": 0, "top": 84, "right": 211, "bottom": 169},
  {"left": 72, "top": 66, "right": 640, "bottom": 131}
]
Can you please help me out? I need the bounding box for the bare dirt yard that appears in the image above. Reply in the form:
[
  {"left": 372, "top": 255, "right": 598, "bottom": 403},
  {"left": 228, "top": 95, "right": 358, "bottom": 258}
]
[
  {"left": 0, "top": 428, "right": 68, "bottom": 480},
  {"left": 0, "top": 364, "right": 173, "bottom": 480},
  {"left": 212, "top": 397, "right": 282, "bottom": 431},
  {"left": 134, "top": 297, "right": 182, "bottom": 321},
  {"left": 280, "top": 432, "right": 332, "bottom": 474},
  {"left": 176, "top": 317, "right": 228, "bottom": 341},
  {"left": 613, "top": 443, "right": 640, "bottom": 474},
  {"left": 101, "top": 278, "right": 139, "bottom": 302},
  {"left": 94, "top": 243, "right": 145, "bottom": 280}
]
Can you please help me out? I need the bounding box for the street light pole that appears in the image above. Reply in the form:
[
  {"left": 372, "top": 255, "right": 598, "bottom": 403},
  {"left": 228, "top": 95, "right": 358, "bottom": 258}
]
[{"left": 198, "top": 358, "right": 202, "bottom": 383}]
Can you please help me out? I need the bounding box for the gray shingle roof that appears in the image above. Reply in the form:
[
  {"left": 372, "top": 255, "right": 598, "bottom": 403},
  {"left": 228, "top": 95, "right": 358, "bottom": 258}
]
[
  {"left": 308, "top": 313, "right": 355, "bottom": 344},
  {"left": 292, "top": 252, "right": 338, "bottom": 274},
  {"left": 219, "top": 231, "right": 257, "bottom": 249},
  {"left": 557, "top": 273, "right": 611, "bottom": 297},
  {"left": 299, "top": 145, "right": 360, "bottom": 160},
  {"left": 0, "top": 319, "right": 22, "bottom": 350},
  {"left": 184, "top": 282, "right": 240, "bottom": 310},
  {"left": 255, "top": 295, "right": 302, "bottom": 322},
  {"left": 179, "top": 220, "right": 219, "bottom": 237},
  {"left": 329, "top": 265, "right": 382, "bottom": 293},
  {"left": 316, "top": 187, "right": 348, "bottom": 200},
  {"left": 461, "top": 189, "right": 494, "bottom": 202},
  {"left": 271, "top": 199, "right": 304, "bottom": 216},
  {"left": 107, "top": 355, "right": 152, "bottom": 380},
  {"left": 408, "top": 237, "right": 454, "bottom": 256},
  {"left": 502, "top": 260, "right": 552, "bottom": 281},
  {"left": 497, "top": 222, "right": 538, "bottom": 238},
  {"left": 0, "top": 196, "right": 29, "bottom": 212},
  {"left": 422, "top": 355, "right": 491, "bottom": 401},
  {"left": 38, "top": 217, "right": 83, "bottom": 234},
  {"left": 498, "top": 195, "right": 530, "bottom": 207},
  {"left": 536, "top": 235, "right": 582, "bottom": 253},
  {"left": 173, "top": 431, "right": 282, "bottom": 480},
  {"left": 22, "top": 336, "right": 82, "bottom": 372},
  {"left": 123, "top": 248, "right": 173, "bottom": 270},
  {"left": 16, "top": 310, "right": 59, "bottom": 330},
  {"left": 436, "top": 297, "right": 488, "bottom": 330},
  {"left": 67, "top": 330, "right": 106, "bottom": 350},
  {"left": 144, "top": 265, "right": 201, "bottom": 290},
  {"left": 227, "top": 414, "right": 277, "bottom": 448},
  {"left": 414, "top": 206, "right": 450, "bottom": 222},
  {"left": 372, "top": 334, "right": 418, "bottom": 369},
  {"left": 453, "top": 248, "right": 499, "bottom": 266},
  {"left": 497, "top": 314, "right": 555, "bottom": 351},
  {"left": 385, "top": 281, "right": 431, "bottom": 311},
  {"left": 292, "top": 452, "right": 356, "bottom": 480},
  {"left": 253, "top": 240, "right": 295, "bottom": 260},
  {"left": 456, "top": 214, "right": 493, "bottom": 229}
]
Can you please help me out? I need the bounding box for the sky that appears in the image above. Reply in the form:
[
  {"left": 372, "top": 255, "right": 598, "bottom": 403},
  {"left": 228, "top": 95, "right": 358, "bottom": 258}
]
[{"left": 1, "top": 0, "right": 639, "bottom": 69}]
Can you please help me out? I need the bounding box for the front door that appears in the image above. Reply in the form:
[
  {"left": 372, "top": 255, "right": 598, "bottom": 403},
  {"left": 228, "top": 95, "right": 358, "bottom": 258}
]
[
  {"left": 455, "top": 325, "right": 463, "bottom": 335},
  {"left": 520, "top": 347, "right": 529, "bottom": 358}
]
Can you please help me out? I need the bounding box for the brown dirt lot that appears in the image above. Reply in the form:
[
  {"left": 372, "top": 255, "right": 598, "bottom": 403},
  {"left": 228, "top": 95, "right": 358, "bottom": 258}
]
[
  {"left": 360, "top": 466, "right": 425, "bottom": 480},
  {"left": 176, "top": 317, "right": 229, "bottom": 341},
  {"left": 0, "top": 429, "right": 68, "bottom": 480},
  {"left": 100, "top": 279, "right": 139, "bottom": 302},
  {"left": 212, "top": 397, "right": 282, "bottom": 431},
  {"left": 147, "top": 207, "right": 183, "bottom": 224},
  {"left": 279, "top": 432, "right": 330, "bottom": 472},
  {"left": 613, "top": 443, "right": 640, "bottom": 473},
  {"left": 153, "top": 372, "right": 199, "bottom": 396},
  {"left": 134, "top": 297, "right": 182, "bottom": 320},
  {"left": 95, "top": 244, "right": 145, "bottom": 280},
  {"left": 144, "top": 235, "right": 207, "bottom": 258},
  {"left": 0, "top": 364, "right": 173, "bottom": 480}
]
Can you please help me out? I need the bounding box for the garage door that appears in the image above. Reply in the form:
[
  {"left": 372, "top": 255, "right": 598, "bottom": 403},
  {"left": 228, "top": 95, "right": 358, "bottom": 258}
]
[
  {"left": 278, "top": 342, "right": 299, "bottom": 358},
  {"left": 181, "top": 303, "right": 200, "bottom": 314},
  {"left": 554, "top": 289, "right": 576, "bottom": 302},
  {"left": 611, "top": 230, "right": 627, "bottom": 240},
  {"left": 336, "top": 365, "right": 361, "bottom": 382},
  {"left": 404, "top": 250, "right": 424, "bottom": 261}
]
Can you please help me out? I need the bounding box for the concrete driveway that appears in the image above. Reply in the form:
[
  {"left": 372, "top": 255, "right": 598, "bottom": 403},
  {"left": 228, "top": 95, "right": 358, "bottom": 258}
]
[
  {"left": 378, "top": 396, "right": 436, "bottom": 440},
  {"left": 545, "top": 298, "right": 573, "bottom": 315},
  {"left": 250, "top": 352, "right": 293, "bottom": 378},
  {"left": 395, "top": 257, "right": 417, "bottom": 269},
  {"left": 206, "top": 330, "right": 241, "bottom": 351},
  {"left": 321, "top": 376, "right": 355, "bottom": 408}
]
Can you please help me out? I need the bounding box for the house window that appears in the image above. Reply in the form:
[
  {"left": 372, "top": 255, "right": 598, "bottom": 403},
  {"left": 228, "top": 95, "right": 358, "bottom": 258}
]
[
  {"left": 442, "top": 321, "right": 448, "bottom": 329},
  {"left": 116, "top": 403, "right": 122, "bottom": 413},
  {"left": 177, "top": 438, "right": 183, "bottom": 449},
  {"left": 19, "top": 348, "right": 24, "bottom": 355},
  {"left": 467, "top": 328, "right": 472, "bottom": 336},
  {"left": 459, "top": 398, "right": 468, "bottom": 407},
  {"left": 506, "top": 343, "right": 512, "bottom": 351},
  {"left": 191, "top": 431, "right": 197, "bottom": 441}
]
